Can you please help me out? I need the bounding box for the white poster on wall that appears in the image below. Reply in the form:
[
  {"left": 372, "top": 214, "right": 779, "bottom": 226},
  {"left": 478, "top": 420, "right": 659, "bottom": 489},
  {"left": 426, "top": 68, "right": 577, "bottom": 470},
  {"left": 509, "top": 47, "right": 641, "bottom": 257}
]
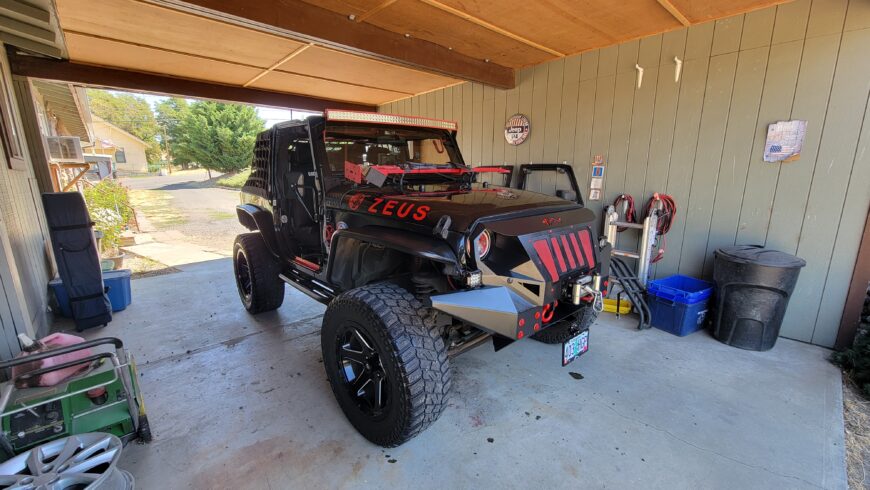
[{"left": 764, "top": 120, "right": 807, "bottom": 163}]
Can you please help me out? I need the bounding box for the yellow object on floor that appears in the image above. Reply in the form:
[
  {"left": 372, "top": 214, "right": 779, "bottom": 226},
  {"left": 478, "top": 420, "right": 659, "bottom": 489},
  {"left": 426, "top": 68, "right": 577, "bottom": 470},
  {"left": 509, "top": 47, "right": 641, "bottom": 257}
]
[{"left": 603, "top": 298, "right": 632, "bottom": 314}]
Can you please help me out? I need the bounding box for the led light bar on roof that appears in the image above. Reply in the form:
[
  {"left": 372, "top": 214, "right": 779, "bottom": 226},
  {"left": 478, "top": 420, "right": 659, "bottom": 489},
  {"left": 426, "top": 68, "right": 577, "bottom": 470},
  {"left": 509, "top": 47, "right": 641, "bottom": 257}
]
[{"left": 325, "top": 109, "right": 458, "bottom": 131}]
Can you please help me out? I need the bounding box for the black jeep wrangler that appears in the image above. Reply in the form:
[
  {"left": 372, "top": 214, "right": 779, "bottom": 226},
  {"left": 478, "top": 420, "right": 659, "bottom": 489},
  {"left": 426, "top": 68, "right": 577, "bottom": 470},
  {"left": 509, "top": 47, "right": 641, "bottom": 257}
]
[{"left": 233, "top": 110, "right": 610, "bottom": 446}]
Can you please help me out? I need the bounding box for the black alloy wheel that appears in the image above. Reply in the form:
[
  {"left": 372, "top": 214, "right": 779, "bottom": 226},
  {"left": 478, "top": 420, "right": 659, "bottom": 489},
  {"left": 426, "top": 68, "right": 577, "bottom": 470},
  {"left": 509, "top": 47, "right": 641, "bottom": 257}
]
[
  {"left": 235, "top": 249, "right": 252, "bottom": 303},
  {"left": 321, "top": 282, "right": 451, "bottom": 447},
  {"left": 336, "top": 325, "right": 390, "bottom": 417}
]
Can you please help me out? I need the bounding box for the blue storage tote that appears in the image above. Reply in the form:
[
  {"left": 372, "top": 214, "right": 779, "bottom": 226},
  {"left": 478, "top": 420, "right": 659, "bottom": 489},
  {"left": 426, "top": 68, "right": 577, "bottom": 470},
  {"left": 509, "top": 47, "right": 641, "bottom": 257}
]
[
  {"left": 50, "top": 269, "right": 132, "bottom": 317},
  {"left": 103, "top": 269, "right": 132, "bottom": 312},
  {"left": 647, "top": 275, "right": 714, "bottom": 336}
]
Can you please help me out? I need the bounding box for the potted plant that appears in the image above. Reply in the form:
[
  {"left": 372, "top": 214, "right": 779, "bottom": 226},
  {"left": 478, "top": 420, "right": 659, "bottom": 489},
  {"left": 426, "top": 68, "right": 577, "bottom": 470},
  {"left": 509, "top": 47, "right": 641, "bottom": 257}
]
[{"left": 83, "top": 180, "right": 133, "bottom": 270}]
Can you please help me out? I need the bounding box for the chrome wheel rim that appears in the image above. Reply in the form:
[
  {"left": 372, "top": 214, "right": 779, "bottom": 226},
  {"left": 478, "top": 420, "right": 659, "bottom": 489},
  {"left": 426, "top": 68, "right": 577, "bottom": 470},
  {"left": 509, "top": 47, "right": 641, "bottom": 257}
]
[{"left": 0, "top": 433, "right": 130, "bottom": 490}]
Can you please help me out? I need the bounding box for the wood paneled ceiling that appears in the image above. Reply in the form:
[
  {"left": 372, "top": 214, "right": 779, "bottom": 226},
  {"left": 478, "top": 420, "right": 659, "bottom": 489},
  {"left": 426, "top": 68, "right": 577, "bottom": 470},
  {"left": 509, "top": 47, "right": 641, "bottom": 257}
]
[
  {"left": 54, "top": 0, "right": 459, "bottom": 106},
  {"left": 297, "top": 0, "right": 792, "bottom": 69},
  {"left": 52, "top": 0, "right": 790, "bottom": 107}
]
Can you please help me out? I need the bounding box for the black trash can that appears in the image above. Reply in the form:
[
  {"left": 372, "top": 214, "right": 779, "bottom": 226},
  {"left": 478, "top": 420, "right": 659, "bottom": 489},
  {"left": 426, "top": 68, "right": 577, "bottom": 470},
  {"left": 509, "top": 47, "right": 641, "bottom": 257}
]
[{"left": 712, "top": 245, "right": 806, "bottom": 351}]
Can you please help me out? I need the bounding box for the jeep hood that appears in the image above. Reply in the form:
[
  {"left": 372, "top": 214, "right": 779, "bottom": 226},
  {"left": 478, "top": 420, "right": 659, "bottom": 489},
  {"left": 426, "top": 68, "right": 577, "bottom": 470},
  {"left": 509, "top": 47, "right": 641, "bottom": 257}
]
[{"left": 329, "top": 183, "right": 592, "bottom": 231}]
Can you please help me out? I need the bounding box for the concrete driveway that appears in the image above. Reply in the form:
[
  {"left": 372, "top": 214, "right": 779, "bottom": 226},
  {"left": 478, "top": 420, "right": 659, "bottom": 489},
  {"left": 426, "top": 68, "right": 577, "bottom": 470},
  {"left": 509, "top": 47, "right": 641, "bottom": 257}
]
[
  {"left": 121, "top": 170, "right": 246, "bottom": 266},
  {"left": 68, "top": 258, "right": 846, "bottom": 489}
]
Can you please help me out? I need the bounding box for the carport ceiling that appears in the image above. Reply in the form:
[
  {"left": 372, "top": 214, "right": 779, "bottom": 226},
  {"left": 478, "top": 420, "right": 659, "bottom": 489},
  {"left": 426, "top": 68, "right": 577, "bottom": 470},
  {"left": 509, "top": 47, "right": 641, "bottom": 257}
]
[
  {"left": 298, "top": 0, "right": 789, "bottom": 67},
  {"left": 54, "top": 0, "right": 789, "bottom": 106}
]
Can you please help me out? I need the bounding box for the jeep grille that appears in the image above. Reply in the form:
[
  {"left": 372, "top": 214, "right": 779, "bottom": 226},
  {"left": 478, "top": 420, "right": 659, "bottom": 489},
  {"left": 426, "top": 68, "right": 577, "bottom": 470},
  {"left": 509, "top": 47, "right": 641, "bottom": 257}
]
[{"left": 525, "top": 227, "right": 597, "bottom": 282}]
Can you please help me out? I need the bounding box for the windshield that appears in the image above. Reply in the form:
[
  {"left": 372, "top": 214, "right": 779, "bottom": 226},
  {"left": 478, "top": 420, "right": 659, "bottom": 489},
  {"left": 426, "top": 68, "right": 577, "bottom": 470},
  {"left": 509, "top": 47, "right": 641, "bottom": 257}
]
[{"left": 324, "top": 123, "right": 462, "bottom": 174}]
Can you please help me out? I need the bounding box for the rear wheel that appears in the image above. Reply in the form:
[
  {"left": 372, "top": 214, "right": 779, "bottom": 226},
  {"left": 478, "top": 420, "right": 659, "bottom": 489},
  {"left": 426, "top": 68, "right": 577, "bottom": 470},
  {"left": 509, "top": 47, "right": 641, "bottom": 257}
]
[
  {"left": 233, "top": 233, "right": 284, "bottom": 314},
  {"left": 322, "top": 282, "right": 451, "bottom": 447},
  {"left": 532, "top": 304, "right": 598, "bottom": 344}
]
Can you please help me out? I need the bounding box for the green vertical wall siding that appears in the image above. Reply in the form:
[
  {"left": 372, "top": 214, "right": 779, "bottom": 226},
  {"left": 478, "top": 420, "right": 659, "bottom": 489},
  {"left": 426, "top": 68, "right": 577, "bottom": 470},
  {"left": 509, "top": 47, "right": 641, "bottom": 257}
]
[{"left": 380, "top": 0, "right": 870, "bottom": 347}]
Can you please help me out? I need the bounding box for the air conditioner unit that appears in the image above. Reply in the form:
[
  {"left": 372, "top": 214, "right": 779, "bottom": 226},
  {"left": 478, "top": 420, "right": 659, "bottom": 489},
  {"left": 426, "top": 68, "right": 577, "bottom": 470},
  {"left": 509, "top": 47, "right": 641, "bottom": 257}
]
[{"left": 45, "top": 136, "right": 84, "bottom": 163}]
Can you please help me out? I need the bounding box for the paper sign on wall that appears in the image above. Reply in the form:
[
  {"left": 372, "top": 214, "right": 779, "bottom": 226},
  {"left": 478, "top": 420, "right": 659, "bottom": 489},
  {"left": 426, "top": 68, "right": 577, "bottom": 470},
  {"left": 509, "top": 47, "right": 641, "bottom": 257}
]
[
  {"left": 588, "top": 159, "right": 605, "bottom": 201},
  {"left": 764, "top": 120, "right": 807, "bottom": 163}
]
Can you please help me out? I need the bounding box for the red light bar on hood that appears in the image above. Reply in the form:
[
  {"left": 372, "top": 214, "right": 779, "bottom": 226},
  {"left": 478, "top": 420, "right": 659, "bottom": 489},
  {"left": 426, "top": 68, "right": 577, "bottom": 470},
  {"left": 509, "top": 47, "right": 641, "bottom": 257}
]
[{"left": 326, "top": 109, "right": 458, "bottom": 131}]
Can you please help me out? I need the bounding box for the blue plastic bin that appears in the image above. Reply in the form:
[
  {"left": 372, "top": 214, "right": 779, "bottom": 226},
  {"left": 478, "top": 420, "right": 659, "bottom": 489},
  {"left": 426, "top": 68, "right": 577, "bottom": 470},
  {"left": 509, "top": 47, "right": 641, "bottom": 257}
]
[
  {"left": 103, "top": 269, "right": 132, "bottom": 312},
  {"left": 49, "top": 269, "right": 132, "bottom": 317},
  {"left": 647, "top": 275, "right": 714, "bottom": 336}
]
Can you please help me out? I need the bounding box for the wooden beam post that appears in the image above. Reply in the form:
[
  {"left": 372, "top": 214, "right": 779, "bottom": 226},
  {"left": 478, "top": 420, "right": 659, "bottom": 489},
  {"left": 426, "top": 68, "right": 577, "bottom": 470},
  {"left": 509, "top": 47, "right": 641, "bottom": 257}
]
[
  {"left": 835, "top": 206, "right": 870, "bottom": 349},
  {"left": 656, "top": 0, "right": 692, "bottom": 26},
  {"left": 61, "top": 164, "right": 89, "bottom": 192},
  {"left": 243, "top": 43, "right": 313, "bottom": 88},
  {"left": 49, "top": 163, "right": 59, "bottom": 191},
  {"left": 6, "top": 48, "right": 375, "bottom": 112},
  {"left": 353, "top": 0, "right": 399, "bottom": 23},
  {"left": 142, "top": 0, "right": 515, "bottom": 89},
  {"left": 417, "top": 0, "right": 565, "bottom": 57}
]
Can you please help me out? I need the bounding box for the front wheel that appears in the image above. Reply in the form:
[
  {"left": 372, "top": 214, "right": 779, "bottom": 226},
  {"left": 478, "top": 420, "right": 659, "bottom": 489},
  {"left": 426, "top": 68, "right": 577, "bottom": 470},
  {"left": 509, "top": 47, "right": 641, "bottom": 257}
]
[
  {"left": 233, "top": 233, "right": 284, "bottom": 314},
  {"left": 321, "top": 282, "right": 451, "bottom": 447},
  {"left": 532, "top": 304, "right": 598, "bottom": 344}
]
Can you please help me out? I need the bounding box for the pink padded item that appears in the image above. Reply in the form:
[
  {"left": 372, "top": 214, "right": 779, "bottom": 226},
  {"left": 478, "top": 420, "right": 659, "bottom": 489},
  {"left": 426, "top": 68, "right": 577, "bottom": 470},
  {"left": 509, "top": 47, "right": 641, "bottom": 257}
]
[{"left": 12, "top": 333, "right": 92, "bottom": 388}]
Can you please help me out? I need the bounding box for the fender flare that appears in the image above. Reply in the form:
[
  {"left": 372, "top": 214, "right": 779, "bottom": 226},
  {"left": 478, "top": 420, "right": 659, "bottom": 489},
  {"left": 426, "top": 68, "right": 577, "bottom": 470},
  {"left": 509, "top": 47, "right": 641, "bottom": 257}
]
[
  {"left": 326, "top": 226, "right": 460, "bottom": 283},
  {"left": 235, "top": 204, "right": 281, "bottom": 258}
]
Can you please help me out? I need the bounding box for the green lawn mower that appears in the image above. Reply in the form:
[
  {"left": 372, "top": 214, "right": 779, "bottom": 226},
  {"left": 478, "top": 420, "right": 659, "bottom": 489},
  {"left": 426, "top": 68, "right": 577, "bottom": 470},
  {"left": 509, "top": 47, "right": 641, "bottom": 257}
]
[{"left": 0, "top": 337, "right": 150, "bottom": 461}]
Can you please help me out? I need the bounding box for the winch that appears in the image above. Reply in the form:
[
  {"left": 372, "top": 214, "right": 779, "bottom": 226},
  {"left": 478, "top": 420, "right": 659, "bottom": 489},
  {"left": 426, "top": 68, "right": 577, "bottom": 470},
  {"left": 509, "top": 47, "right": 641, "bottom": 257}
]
[{"left": 571, "top": 276, "right": 604, "bottom": 312}]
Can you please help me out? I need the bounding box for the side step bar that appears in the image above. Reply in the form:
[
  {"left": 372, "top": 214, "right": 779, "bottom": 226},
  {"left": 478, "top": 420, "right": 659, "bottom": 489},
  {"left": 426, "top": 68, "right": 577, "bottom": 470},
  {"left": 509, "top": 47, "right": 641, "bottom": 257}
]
[
  {"left": 279, "top": 271, "right": 335, "bottom": 305},
  {"left": 609, "top": 257, "right": 651, "bottom": 330}
]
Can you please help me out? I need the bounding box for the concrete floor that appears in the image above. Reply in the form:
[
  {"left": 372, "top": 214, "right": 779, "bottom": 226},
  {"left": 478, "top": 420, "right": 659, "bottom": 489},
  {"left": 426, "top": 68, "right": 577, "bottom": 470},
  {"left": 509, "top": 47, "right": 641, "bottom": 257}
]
[{"left": 64, "top": 258, "right": 846, "bottom": 489}]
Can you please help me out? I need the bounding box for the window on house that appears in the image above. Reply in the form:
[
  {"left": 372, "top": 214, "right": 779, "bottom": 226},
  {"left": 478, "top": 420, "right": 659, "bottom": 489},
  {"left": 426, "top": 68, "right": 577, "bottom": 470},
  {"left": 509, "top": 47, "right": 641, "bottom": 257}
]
[
  {"left": 0, "top": 57, "right": 25, "bottom": 171},
  {"left": 114, "top": 148, "right": 126, "bottom": 163}
]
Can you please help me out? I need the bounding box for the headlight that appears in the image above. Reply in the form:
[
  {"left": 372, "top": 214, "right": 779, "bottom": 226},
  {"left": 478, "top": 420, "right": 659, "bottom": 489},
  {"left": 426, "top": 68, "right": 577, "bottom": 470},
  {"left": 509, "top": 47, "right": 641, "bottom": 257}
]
[{"left": 466, "top": 230, "right": 492, "bottom": 259}]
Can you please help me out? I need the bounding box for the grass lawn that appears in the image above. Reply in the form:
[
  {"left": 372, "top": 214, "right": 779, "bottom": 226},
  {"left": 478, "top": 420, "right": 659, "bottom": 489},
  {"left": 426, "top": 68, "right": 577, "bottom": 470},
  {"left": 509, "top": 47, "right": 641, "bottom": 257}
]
[
  {"left": 208, "top": 210, "right": 236, "bottom": 221},
  {"left": 129, "top": 189, "right": 186, "bottom": 229},
  {"left": 124, "top": 253, "right": 180, "bottom": 279},
  {"left": 217, "top": 169, "right": 250, "bottom": 189}
]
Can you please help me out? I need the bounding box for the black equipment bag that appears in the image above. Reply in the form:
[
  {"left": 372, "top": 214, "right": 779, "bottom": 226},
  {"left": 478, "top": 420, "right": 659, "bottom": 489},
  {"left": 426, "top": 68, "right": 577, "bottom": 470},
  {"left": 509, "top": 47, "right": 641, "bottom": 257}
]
[{"left": 42, "top": 192, "right": 112, "bottom": 330}]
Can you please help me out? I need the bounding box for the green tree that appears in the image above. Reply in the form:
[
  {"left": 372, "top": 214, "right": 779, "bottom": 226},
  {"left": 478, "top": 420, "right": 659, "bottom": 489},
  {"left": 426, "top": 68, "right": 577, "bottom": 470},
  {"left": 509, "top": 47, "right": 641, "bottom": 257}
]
[
  {"left": 87, "top": 90, "right": 161, "bottom": 164},
  {"left": 176, "top": 101, "right": 264, "bottom": 176},
  {"left": 154, "top": 97, "right": 193, "bottom": 168}
]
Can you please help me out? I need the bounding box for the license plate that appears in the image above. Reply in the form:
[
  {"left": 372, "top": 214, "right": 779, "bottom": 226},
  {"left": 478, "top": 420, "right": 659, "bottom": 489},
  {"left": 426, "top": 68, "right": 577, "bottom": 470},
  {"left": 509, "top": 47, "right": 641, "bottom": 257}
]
[{"left": 562, "top": 329, "right": 589, "bottom": 366}]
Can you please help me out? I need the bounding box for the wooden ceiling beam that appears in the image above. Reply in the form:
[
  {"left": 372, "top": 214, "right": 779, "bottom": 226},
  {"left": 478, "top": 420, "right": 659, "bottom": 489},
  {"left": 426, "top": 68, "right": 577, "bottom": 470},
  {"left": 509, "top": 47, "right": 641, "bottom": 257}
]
[
  {"left": 416, "top": 0, "right": 565, "bottom": 57},
  {"left": 353, "top": 0, "right": 399, "bottom": 23},
  {"left": 656, "top": 0, "right": 691, "bottom": 26},
  {"left": 140, "top": 0, "right": 515, "bottom": 89},
  {"left": 243, "top": 42, "right": 312, "bottom": 87},
  {"left": 65, "top": 31, "right": 408, "bottom": 96},
  {"left": 6, "top": 48, "right": 375, "bottom": 112}
]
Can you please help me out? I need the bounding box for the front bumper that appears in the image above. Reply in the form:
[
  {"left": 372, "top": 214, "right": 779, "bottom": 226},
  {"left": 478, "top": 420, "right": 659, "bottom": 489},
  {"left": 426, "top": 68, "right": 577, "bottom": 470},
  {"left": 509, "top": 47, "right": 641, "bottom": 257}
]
[
  {"left": 435, "top": 217, "right": 610, "bottom": 340},
  {"left": 431, "top": 286, "right": 589, "bottom": 340}
]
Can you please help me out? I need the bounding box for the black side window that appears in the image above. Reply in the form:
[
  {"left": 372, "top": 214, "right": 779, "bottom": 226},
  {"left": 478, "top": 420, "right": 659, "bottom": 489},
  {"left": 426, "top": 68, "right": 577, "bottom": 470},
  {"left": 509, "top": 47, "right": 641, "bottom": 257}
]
[{"left": 288, "top": 140, "right": 312, "bottom": 171}]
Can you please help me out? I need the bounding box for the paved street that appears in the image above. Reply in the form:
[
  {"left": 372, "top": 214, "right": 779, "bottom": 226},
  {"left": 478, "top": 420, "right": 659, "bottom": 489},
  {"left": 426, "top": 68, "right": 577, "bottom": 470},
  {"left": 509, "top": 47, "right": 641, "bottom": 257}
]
[{"left": 121, "top": 170, "right": 246, "bottom": 265}]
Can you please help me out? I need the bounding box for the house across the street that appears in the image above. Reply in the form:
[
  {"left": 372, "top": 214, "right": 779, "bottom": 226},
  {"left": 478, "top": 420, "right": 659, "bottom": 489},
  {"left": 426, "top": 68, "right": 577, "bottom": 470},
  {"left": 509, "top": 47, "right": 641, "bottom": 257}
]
[{"left": 87, "top": 115, "right": 149, "bottom": 174}]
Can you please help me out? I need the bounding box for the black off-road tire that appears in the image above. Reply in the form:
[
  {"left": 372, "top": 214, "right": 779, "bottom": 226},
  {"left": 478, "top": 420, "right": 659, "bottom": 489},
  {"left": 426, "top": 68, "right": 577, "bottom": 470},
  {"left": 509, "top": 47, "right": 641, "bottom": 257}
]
[
  {"left": 532, "top": 305, "right": 598, "bottom": 344},
  {"left": 233, "top": 233, "right": 284, "bottom": 314},
  {"left": 321, "top": 282, "right": 451, "bottom": 447}
]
